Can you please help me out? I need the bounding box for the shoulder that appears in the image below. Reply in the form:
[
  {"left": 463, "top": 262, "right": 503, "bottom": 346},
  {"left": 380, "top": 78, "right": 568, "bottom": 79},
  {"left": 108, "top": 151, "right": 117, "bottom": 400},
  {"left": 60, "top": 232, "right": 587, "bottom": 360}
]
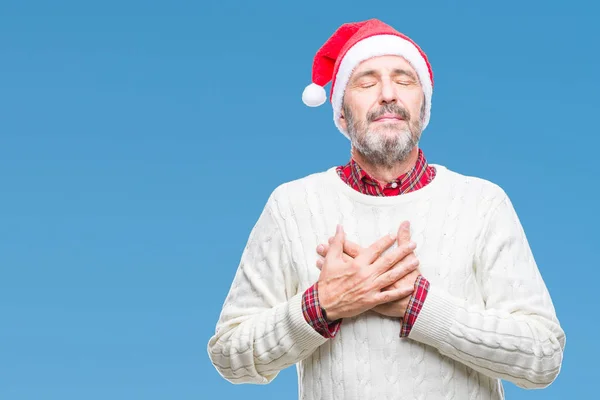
[
  {"left": 433, "top": 164, "right": 509, "bottom": 209},
  {"left": 265, "top": 168, "right": 334, "bottom": 213}
]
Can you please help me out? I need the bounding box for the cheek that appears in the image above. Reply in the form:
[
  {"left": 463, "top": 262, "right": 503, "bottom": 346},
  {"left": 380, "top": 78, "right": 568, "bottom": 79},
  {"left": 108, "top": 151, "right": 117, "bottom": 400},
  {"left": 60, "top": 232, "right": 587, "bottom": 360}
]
[
  {"left": 348, "top": 92, "right": 378, "bottom": 117},
  {"left": 403, "top": 92, "right": 424, "bottom": 117}
]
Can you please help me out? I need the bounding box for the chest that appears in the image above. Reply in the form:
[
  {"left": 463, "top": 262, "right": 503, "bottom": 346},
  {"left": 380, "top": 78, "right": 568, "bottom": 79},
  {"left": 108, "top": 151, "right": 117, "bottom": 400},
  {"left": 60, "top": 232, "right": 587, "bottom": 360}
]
[{"left": 283, "top": 199, "right": 485, "bottom": 304}]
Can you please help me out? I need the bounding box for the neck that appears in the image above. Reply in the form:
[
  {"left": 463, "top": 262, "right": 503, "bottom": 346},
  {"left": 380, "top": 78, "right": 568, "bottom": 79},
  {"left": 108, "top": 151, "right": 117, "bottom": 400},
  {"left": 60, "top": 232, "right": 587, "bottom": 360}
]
[{"left": 351, "top": 146, "right": 420, "bottom": 184}]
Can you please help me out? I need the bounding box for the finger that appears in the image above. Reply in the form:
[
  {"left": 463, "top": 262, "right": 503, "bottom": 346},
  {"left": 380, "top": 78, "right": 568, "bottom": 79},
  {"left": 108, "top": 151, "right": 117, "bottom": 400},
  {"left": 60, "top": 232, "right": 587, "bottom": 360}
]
[
  {"left": 380, "top": 266, "right": 421, "bottom": 291},
  {"left": 316, "top": 258, "right": 323, "bottom": 270},
  {"left": 408, "top": 268, "right": 421, "bottom": 279},
  {"left": 373, "top": 251, "right": 419, "bottom": 289},
  {"left": 326, "top": 225, "right": 345, "bottom": 260},
  {"left": 372, "top": 284, "right": 414, "bottom": 305},
  {"left": 370, "top": 240, "right": 415, "bottom": 272},
  {"left": 373, "top": 295, "right": 410, "bottom": 311},
  {"left": 357, "top": 232, "right": 398, "bottom": 265},
  {"left": 318, "top": 243, "right": 353, "bottom": 263},
  {"left": 327, "top": 237, "right": 362, "bottom": 258},
  {"left": 344, "top": 240, "right": 361, "bottom": 258},
  {"left": 373, "top": 296, "right": 411, "bottom": 317},
  {"left": 316, "top": 243, "right": 327, "bottom": 257},
  {"left": 397, "top": 221, "right": 411, "bottom": 245},
  {"left": 317, "top": 251, "right": 352, "bottom": 268}
]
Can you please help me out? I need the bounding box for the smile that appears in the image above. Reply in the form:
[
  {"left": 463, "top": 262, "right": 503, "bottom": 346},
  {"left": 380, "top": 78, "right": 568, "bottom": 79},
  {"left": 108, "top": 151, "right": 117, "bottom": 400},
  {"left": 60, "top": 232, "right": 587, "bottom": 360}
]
[
  {"left": 373, "top": 116, "right": 405, "bottom": 123},
  {"left": 372, "top": 113, "right": 405, "bottom": 122}
]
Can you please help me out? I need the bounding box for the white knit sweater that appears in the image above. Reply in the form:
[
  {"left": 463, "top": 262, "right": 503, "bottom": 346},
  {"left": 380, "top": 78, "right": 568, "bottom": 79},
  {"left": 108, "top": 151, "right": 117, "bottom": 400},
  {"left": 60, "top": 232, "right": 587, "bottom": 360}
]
[{"left": 207, "top": 164, "right": 566, "bottom": 400}]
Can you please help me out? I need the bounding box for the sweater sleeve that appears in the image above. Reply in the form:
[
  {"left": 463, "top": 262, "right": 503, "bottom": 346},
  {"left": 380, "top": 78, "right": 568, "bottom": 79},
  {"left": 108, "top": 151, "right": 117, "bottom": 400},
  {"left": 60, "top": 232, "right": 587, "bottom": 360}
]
[
  {"left": 207, "top": 193, "right": 328, "bottom": 384},
  {"left": 407, "top": 191, "right": 566, "bottom": 389}
]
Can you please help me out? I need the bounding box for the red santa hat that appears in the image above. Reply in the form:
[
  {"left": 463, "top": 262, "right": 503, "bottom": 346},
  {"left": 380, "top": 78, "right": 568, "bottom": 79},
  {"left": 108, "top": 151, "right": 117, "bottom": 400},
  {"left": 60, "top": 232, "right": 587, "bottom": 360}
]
[{"left": 302, "top": 18, "right": 434, "bottom": 139}]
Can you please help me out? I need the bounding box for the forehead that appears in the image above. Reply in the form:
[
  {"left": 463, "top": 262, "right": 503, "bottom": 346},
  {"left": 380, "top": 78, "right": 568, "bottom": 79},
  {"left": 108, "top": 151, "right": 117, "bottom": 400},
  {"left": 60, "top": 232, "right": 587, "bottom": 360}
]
[{"left": 351, "top": 55, "right": 416, "bottom": 77}]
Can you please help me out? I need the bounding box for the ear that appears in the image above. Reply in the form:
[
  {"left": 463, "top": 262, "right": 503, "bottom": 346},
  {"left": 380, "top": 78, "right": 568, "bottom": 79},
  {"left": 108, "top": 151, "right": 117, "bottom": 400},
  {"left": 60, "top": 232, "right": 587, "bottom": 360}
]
[
  {"left": 419, "top": 91, "right": 426, "bottom": 121},
  {"left": 338, "top": 110, "right": 348, "bottom": 132}
]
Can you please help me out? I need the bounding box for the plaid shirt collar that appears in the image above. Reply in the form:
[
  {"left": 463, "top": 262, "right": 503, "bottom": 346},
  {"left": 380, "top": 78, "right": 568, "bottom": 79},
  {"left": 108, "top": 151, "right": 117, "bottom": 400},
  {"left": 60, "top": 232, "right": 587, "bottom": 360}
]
[{"left": 337, "top": 148, "right": 434, "bottom": 196}]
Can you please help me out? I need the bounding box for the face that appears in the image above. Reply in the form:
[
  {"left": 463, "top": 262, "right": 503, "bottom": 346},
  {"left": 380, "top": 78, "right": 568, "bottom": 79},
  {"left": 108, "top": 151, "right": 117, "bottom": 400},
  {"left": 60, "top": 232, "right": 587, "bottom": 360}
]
[{"left": 339, "top": 55, "right": 426, "bottom": 167}]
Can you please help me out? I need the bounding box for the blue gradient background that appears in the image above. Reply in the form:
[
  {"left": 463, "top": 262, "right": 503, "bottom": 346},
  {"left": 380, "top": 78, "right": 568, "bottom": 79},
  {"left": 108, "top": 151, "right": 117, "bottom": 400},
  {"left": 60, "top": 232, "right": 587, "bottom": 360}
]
[{"left": 1, "top": 1, "right": 597, "bottom": 398}]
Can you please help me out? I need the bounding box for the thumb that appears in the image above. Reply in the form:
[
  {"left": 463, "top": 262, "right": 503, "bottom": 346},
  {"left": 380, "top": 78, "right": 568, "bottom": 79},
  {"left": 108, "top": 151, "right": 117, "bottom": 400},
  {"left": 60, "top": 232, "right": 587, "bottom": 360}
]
[
  {"left": 327, "top": 224, "right": 345, "bottom": 260},
  {"left": 397, "top": 221, "right": 411, "bottom": 245}
]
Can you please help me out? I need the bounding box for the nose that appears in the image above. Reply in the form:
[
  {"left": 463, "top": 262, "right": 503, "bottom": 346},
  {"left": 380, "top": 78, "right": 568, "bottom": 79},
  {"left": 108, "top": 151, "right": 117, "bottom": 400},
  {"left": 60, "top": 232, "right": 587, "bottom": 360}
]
[{"left": 379, "top": 78, "right": 397, "bottom": 104}]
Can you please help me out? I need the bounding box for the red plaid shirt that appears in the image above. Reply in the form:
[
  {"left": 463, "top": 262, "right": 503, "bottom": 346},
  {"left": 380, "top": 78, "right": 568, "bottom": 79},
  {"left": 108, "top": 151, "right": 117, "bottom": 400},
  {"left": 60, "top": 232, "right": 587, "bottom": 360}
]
[{"left": 302, "top": 148, "right": 434, "bottom": 338}]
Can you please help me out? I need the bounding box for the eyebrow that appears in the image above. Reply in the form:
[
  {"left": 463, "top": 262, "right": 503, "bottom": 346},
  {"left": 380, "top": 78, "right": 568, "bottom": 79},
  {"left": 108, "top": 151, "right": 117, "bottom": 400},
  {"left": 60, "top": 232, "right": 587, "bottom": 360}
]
[
  {"left": 351, "top": 68, "right": 418, "bottom": 83},
  {"left": 392, "top": 68, "right": 418, "bottom": 81}
]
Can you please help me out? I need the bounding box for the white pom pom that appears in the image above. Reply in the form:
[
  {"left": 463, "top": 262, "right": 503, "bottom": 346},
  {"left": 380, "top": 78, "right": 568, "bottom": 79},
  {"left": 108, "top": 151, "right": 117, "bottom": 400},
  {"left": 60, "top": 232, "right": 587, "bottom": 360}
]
[{"left": 302, "top": 83, "right": 327, "bottom": 107}]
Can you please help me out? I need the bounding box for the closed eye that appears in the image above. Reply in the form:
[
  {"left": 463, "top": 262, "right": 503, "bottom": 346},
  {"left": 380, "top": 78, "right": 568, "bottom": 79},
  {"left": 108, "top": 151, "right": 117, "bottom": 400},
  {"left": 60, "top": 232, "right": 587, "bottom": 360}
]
[
  {"left": 361, "top": 82, "right": 377, "bottom": 88},
  {"left": 395, "top": 76, "right": 418, "bottom": 86}
]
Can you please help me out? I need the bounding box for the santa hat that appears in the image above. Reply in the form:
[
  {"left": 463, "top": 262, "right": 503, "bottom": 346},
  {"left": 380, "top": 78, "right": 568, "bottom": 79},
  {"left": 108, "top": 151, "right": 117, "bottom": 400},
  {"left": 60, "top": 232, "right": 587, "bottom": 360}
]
[{"left": 302, "top": 18, "right": 434, "bottom": 139}]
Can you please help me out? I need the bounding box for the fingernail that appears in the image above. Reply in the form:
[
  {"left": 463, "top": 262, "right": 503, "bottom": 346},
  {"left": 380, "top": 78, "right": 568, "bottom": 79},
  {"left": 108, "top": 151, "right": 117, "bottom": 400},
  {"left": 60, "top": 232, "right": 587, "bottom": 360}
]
[
  {"left": 336, "top": 224, "right": 342, "bottom": 233},
  {"left": 408, "top": 241, "right": 416, "bottom": 249},
  {"left": 401, "top": 221, "right": 410, "bottom": 230},
  {"left": 389, "top": 233, "right": 397, "bottom": 240},
  {"left": 317, "top": 244, "right": 324, "bottom": 252}
]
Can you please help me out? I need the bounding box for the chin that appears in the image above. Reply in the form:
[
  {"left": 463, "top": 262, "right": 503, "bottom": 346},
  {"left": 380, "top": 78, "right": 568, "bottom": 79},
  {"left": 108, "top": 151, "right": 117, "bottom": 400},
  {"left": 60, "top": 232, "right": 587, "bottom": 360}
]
[
  {"left": 370, "top": 119, "right": 405, "bottom": 128},
  {"left": 369, "top": 126, "right": 410, "bottom": 141}
]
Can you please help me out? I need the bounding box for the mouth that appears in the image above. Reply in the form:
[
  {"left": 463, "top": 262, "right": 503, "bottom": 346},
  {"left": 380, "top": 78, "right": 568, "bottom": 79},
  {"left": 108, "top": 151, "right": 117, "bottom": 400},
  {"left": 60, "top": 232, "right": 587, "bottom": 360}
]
[{"left": 372, "top": 114, "right": 405, "bottom": 123}]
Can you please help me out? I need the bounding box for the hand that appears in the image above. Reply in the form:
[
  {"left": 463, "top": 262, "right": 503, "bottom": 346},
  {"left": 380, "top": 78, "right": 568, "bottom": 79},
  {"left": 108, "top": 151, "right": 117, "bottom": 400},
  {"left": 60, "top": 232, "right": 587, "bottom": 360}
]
[
  {"left": 316, "top": 225, "right": 418, "bottom": 321},
  {"left": 316, "top": 221, "right": 421, "bottom": 318},
  {"left": 372, "top": 221, "right": 421, "bottom": 317}
]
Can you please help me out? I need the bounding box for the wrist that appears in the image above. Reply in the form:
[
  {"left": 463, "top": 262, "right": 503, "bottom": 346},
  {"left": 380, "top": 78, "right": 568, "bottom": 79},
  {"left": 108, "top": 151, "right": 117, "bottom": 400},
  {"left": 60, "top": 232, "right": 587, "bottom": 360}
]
[
  {"left": 316, "top": 282, "right": 338, "bottom": 321},
  {"left": 320, "top": 306, "right": 330, "bottom": 322},
  {"left": 321, "top": 306, "right": 341, "bottom": 323}
]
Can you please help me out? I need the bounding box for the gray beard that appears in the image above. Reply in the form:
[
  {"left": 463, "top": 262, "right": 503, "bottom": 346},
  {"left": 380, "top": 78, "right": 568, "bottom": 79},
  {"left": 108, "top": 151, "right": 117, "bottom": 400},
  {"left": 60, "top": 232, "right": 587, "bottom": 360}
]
[{"left": 343, "top": 103, "right": 423, "bottom": 169}]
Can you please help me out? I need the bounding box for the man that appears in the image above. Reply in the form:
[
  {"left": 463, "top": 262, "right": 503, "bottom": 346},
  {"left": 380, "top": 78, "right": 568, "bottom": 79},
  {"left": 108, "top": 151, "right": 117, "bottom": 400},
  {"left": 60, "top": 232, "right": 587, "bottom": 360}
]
[{"left": 207, "top": 18, "right": 565, "bottom": 399}]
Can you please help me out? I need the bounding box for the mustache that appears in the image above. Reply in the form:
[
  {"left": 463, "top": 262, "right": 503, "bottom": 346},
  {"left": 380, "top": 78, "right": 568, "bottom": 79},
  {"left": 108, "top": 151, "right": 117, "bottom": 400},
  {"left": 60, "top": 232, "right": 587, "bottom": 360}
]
[{"left": 367, "top": 104, "right": 410, "bottom": 122}]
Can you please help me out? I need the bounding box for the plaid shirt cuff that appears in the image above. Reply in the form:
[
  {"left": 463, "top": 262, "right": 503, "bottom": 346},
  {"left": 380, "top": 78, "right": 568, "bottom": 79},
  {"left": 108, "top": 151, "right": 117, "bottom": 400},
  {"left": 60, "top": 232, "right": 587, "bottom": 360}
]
[
  {"left": 302, "top": 283, "right": 342, "bottom": 339},
  {"left": 399, "top": 275, "right": 430, "bottom": 337}
]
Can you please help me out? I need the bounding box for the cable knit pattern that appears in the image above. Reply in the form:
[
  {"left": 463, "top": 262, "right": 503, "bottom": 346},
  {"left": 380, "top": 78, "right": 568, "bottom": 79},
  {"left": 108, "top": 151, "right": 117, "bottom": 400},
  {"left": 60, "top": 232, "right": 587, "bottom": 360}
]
[{"left": 207, "top": 164, "right": 565, "bottom": 399}]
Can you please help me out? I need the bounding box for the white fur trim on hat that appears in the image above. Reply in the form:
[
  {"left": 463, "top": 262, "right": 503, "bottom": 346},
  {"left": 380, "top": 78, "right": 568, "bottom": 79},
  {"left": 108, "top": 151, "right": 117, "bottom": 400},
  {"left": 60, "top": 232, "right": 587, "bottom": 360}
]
[{"left": 331, "top": 34, "right": 433, "bottom": 138}]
